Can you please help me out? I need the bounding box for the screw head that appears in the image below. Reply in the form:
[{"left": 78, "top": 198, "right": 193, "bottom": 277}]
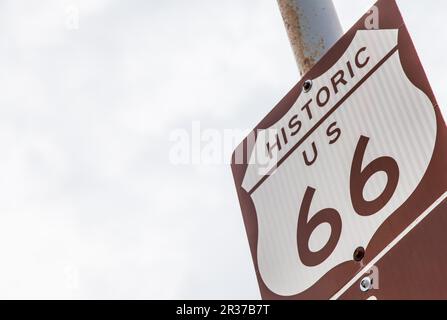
[
  {"left": 353, "top": 247, "right": 365, "bottom": 262},
  {"left": 303, "top": 79, "right": 313, "bottom": 92},
  {"left": 360, "top": 277, "right": 372, "bottom": 292}
]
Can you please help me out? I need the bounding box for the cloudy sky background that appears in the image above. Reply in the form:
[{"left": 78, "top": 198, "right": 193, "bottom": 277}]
[{"left": 0, "top": 0, "right": 444, "bottom": 299}]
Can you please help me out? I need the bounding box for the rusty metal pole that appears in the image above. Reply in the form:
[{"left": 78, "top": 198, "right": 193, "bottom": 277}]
[{"left": 277, "top": 0, "right": 343, "bottom": 76}]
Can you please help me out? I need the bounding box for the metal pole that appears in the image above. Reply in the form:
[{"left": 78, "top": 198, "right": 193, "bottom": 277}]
[{"left": 277, "top": 0, "right": 343, "bottom": 76}]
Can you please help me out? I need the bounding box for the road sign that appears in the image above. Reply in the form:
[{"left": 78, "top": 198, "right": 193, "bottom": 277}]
[{"left": 231, "top": 0, "right": 447, "bottom": 299}]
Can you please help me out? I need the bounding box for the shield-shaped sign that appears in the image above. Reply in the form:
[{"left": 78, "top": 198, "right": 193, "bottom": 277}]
[{"left": 231, "top": 0, "right": 447, "bottom": 299}]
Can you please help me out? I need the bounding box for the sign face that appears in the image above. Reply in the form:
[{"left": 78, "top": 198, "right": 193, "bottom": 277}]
[{"left": 232, "top": 0, "right": 447, "bottom": 299}]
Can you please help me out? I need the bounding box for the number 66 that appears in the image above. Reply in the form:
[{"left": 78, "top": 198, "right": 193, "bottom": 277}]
[{"left": 297, "top": 135, "right": 400, "bottom": 266}]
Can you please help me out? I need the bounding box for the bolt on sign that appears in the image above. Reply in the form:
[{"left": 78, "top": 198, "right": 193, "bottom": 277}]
[{"left": 231, "top": 0, "right": 447, "bottom": 300}]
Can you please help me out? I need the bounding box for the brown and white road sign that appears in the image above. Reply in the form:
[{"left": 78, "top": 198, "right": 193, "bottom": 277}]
[{"left": 231, "top": 0, "right": 447, "bottom": 300}]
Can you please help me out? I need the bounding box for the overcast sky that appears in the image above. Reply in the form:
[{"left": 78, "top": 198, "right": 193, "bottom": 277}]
[{"left": 0, "top": 0, "right": 445, "bottom": 299}]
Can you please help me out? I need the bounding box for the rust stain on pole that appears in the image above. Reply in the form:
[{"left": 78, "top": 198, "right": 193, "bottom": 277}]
[{"left": 277, "top": 0, "right": 342, "bottom": 76}]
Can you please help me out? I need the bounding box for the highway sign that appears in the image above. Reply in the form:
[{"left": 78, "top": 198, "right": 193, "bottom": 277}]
[{"left": 232, "top": 0, "right": 447, "bottom": 299}]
